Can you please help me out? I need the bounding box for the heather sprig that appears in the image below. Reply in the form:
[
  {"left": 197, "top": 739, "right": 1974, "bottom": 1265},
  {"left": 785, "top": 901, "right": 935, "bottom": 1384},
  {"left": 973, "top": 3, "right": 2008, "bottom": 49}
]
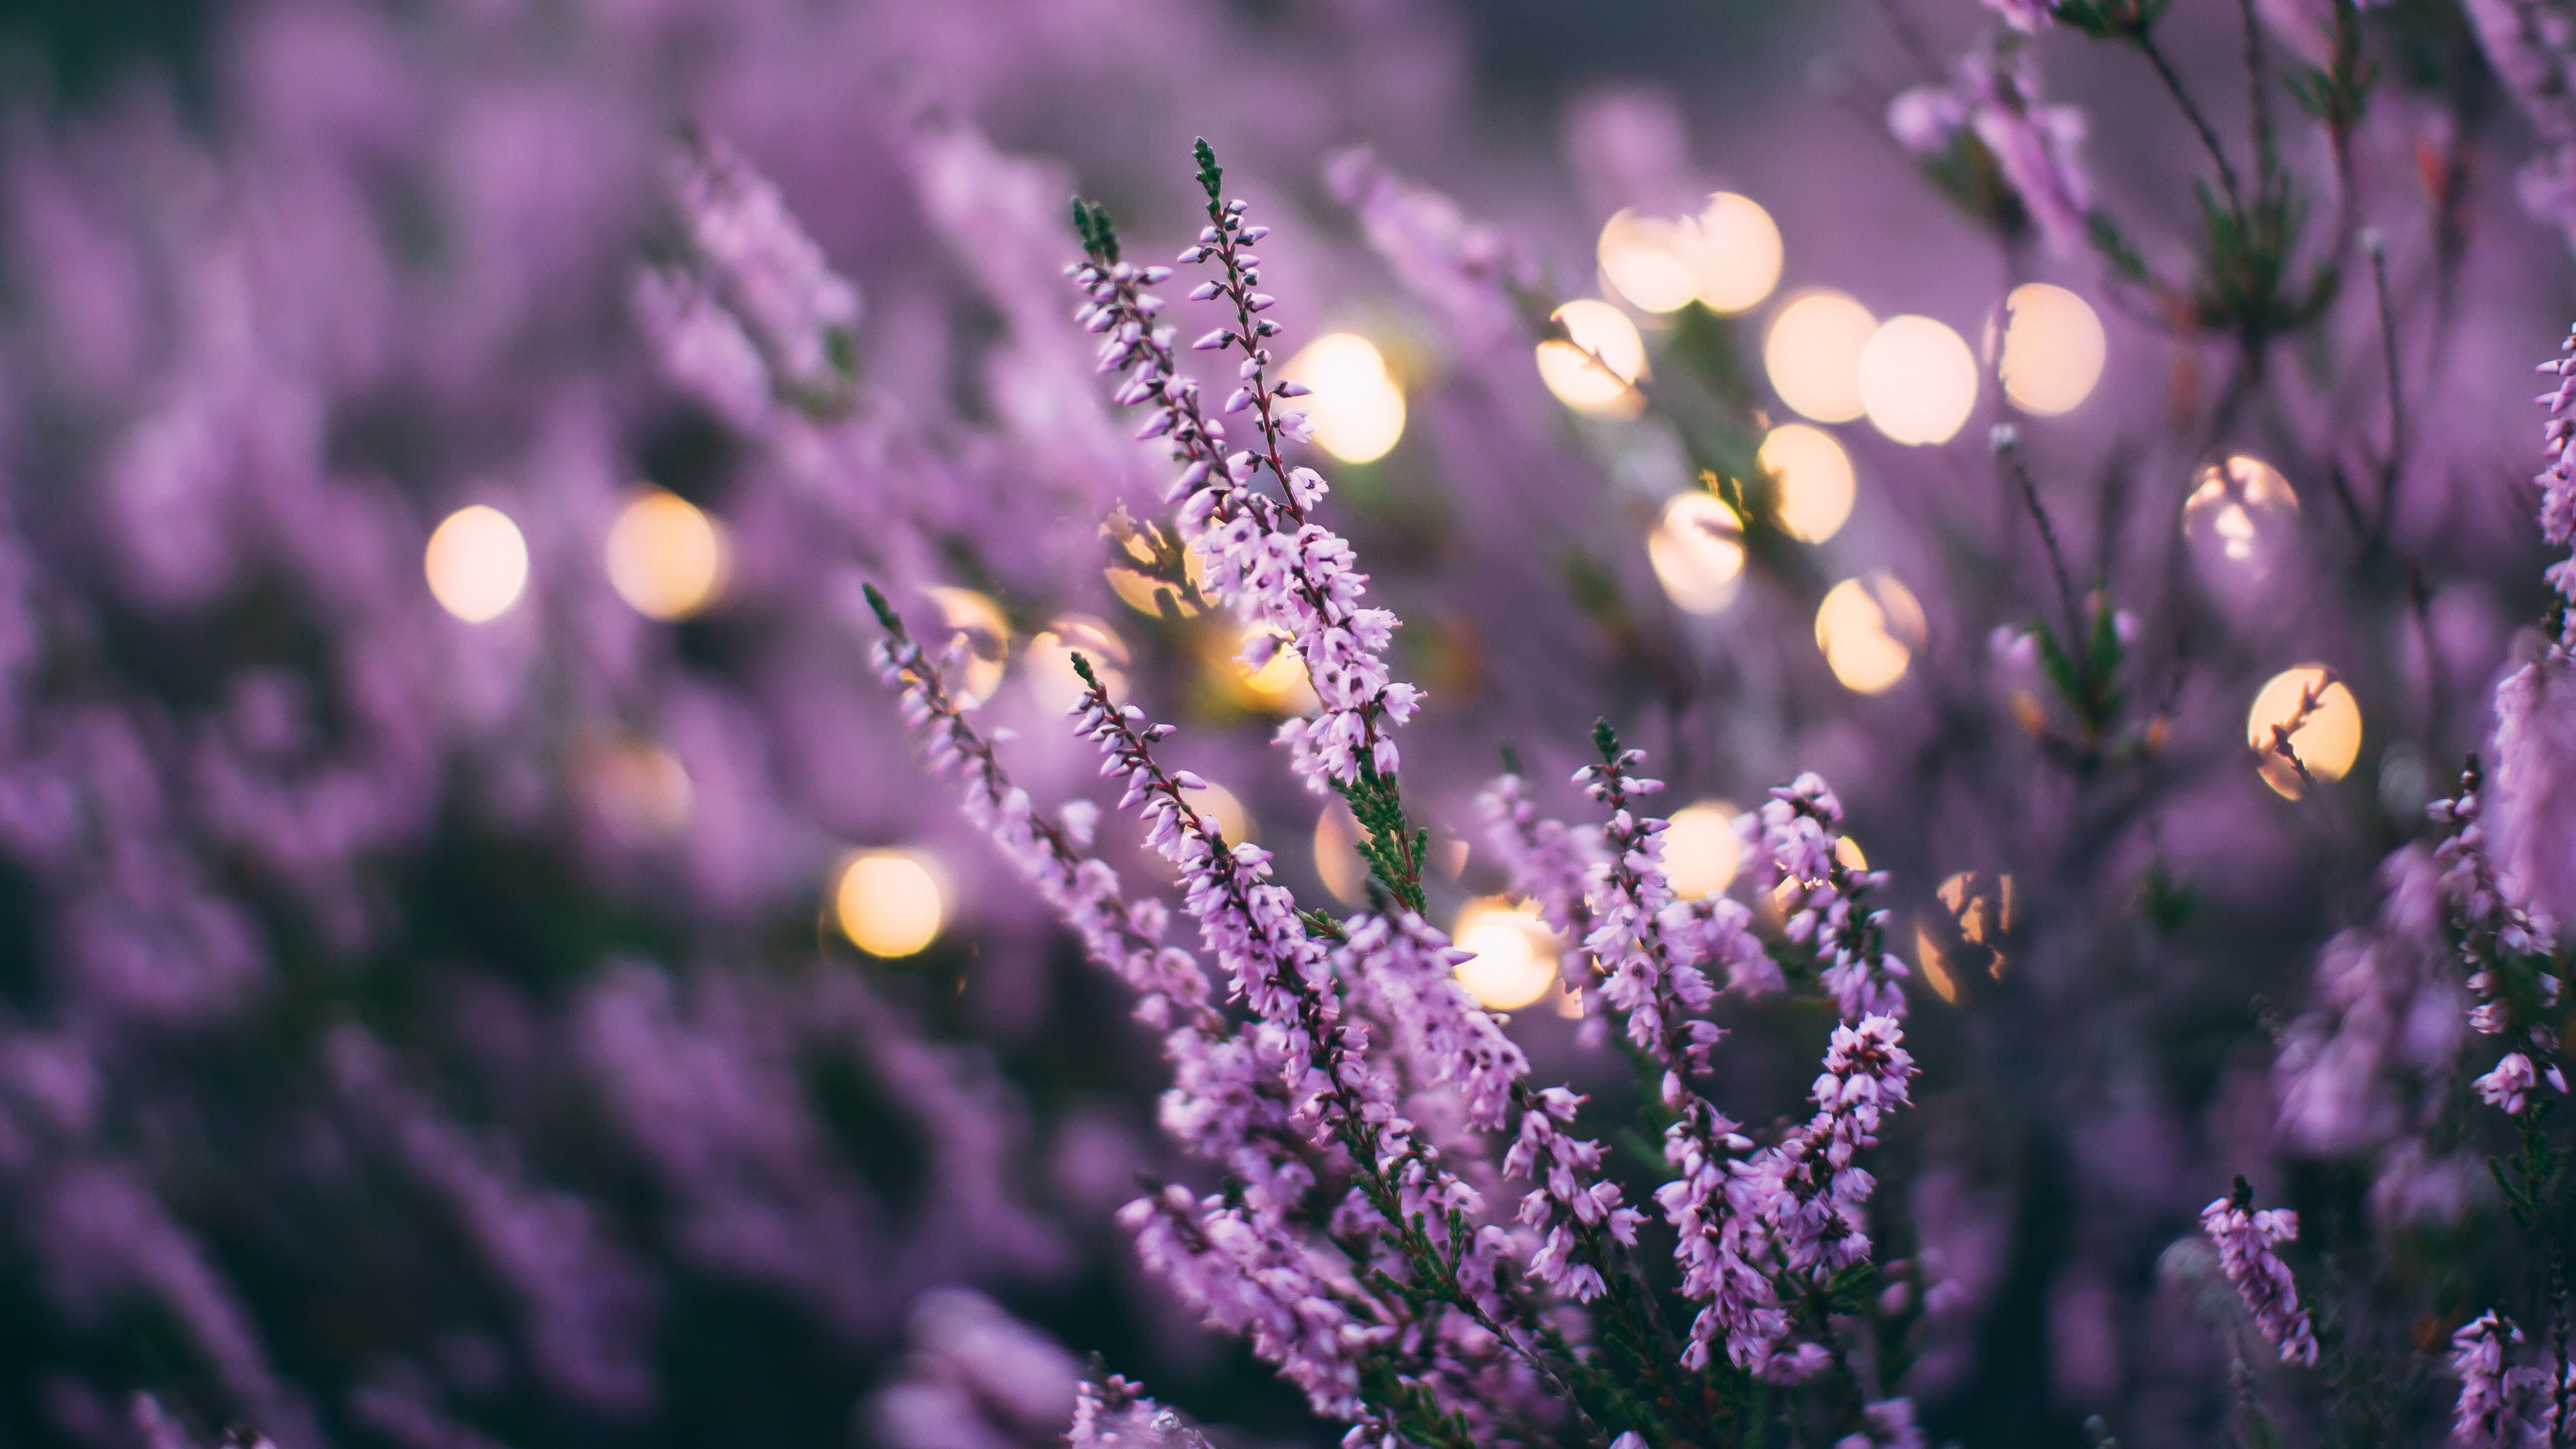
[
  {"left": 665, "top": 135, "right": 862, "bottom": 413},
  {"left": 2200, "top": 1177, "right": 2322, "bottom": 1367},
  {"left": 860, "top": 584, "right": 1315, "bottom": 1199},
  {"left": 1753, "top": 775, "right": 1909, "bottom": 1024},
  {"left": 1067, "top": 150, "right": 1425, "bottom": 811},
  {"left": 1062, "top": 651, "right": 1601, "bottom": 1445}
]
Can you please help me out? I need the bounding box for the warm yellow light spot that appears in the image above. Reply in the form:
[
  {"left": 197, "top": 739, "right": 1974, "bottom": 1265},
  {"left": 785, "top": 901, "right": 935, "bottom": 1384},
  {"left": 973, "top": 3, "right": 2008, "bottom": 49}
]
[
  {"left": 1452, "top": 897, "right": 1559, "bottom": 1012},
  {"left": 1183, "top": 780, "right": 1254, "bottom": 845},
  {"left": 1760, "top": 423, "right": 1856, "bottom": 544},
  {"left": 926, "top": 587, "right": 1010, "bottom": 707},
  {"left": 1648, "top": 492, "right": 1745, "bottom": 615},
  {"left": 1537, "top": 300, "right": 1648, "bottom": 419},
  {"left": 1235, "top": 627, "right": 1320, "bottom": 715},
  {"left": 1774, "top": 832, "right": 1872, "bottom": 916},
  {"left": 1551, "top": 978, "right": 1587, "bottom": 1019},
  {"left": 1664, "top": 801, "right": 1743, "bottom": 898},
  {"left": 1997, "top": 283, "right": 2106, "bottom": 416},
  {"left": 1913, "top": 920, "right": 1961, "bottom": 1004},
  {"left": 1103, "top": 523, "right": 1207, "bottom": 619},
  {"left": 2248, "top": 665, "right": 2361, "bottom": 799},
  {"left": 1691, "top": 193, "right": 1784, "bottom": 315},
  {"left": 1857, "top": 314, "right": 1978, "bottom": 447},
  {"left": 835, "top": 850, "right": 948, "bottom": 958},
  {"left": 1315, "top": 802, "right": 1368, "bottom": 905},
  {"left": 1936, "top": 870, "right": 2014, "bottom": 945},
  {"left": 1816, "top": 574, "right": 1924, "bottom": 694},
  {"left": 1027, "top": 614, "right": 1129, "bottom": 713},
  {"left": 426, "top": 504, "right": 530, "bottom": 623},
  {"left": 590, "top": 739, "right": 693, "bottom": 837},
  {"left": 1765, "top": 291, "right": 1878, "bottom": 424},
  {"left": 1598, "top": 210, "right": 1703, "bottom": 315},
  {"left": 1438, "top": 836, "right": 1470, "bottom": 878},
  {"left": 605, "top": 488, "right": 727, "bottom": 621},
  {"left": 1283, "top": 333, "right": 1406, "bottom": 464},
  {"left": 2185, "top": 455, "right": 2300, "bottom": 568}
]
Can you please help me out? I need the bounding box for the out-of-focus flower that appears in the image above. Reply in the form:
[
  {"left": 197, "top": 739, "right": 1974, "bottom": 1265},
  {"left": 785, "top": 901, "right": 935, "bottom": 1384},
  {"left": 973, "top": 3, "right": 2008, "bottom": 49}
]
[
  {"left": 1890, "top": 42, "right": 2092, "bottom": 253},
  {"left": 2200, "top": 1183, "right": 2320, "bottom": 1365}
]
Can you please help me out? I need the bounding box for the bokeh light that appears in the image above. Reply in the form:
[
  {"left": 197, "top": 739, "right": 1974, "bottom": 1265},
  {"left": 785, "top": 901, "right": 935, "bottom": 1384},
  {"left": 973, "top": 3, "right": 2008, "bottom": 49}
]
[
  {"left": 605, "top": 488, "right": 727, "bottom": 621},
  {"left": 1857, "top": 314, "right": 1978, "bottom": 446},
  {"left": 1026, "top": 614, "right": 1129, "bottom": 712},
  {"left": 1452, "top": 897, "right": 1558, "bottom": 1011},
  {"left": 1234, "top": 626, "right": 1319, "bottom": 714},
  {"left": 1691, "top": 193, "right": 1784, "bottom": 314},
  {"left": 1815, "top": 574, "right": 1925, "bottom": 693},
  {"left": 1940, "top": 871, "right": 2012, "bottom": 956},
  {"left": 1182, "top": 780, "right": 1253, "bottom": 845},
  {"left": 1648, "top": 492, "right": 1746, "bottom": 615},
  {"left": 1663, "top": 800, "right": 1743, "bottom": 898},
  {"left": 1764, "top": 291, "right": 1878, "bottom": 424},
  {"left": 1283, "top": 333, "right": 1407, "bottom": 464},
  {"left": 1760, "top": 423, "right": 1856, "bottom": 544},
  {"left": 2184, "top": 455, "right": 2301, "bottom": 574},
  {"left": 1913, "top": 920, "right": 1962, "bottom": 1004},
  {"left": 2247, "top": 665, "right": 2361, "bottom": 799},
  {"left": 1315, "top": 802, "right": 1367, "bottom": 904},
  {"left": 590, "top": 738, "right": 693, "bottom": 837},
  {"left": 1536, "top": 299, "right": 1647, "bottom": 419},
  {"left": 1598, "top": 194, "right": 1784, "bottom": 318},
  {"left": 835, "top": 849, "right": 948, "bottom": 958},
  {"left": 1598, "top": 209, "right": 1702, "bottom": 314},
  {"left": 1915, "top": 869, "right": 2016, "bottom": 998},
  {"left": 425, "top": 504, "right": 530, "bottom": 623},
  {"left": 1997, "top": 283, "right": 2106, "bottom": 416},
  {"left": 927, "top": 586, "right": 1011, "bottom": 706},
  {"left": 1103, "top": 525, "right": 1207, "bottom": 619}
]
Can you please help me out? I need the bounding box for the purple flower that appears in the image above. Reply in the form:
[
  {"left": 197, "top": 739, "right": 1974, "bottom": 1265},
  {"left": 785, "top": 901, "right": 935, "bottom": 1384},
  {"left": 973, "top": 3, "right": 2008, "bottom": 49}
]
[
  {"left": 2451, "top": 1310, "right": 2553, "bottom": 1447},
  {"left": 2200, "top": 1184, "right": 2321, "bottom": 1366},
  {"left": 2476, "top": 1051, "right": 2542, "bottom": 1115},
  {"left": 1889, "top": 43, "right": 2092, "bottom": 253}
]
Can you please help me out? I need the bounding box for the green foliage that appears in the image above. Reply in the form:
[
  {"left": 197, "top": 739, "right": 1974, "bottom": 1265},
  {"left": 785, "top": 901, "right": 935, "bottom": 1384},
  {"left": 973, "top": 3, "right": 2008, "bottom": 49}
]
[
  {"left": 1332, "top": 753, "right": 1428, "bottom": 916},
  {"left": 1193, "top": 137, "right": 1225, "bottom": 203},
  {"left": 2030, "top": 590, "right": 2125, "bottom": 744},
  {"left": 2190, "top": 180, "right": 2338, "bottom": 342},
  {"left": 2285, "top": 0, "right": 2376, "bottom": 133},
  {"left": 2052, "top": 0, "right": 2167, "bottom": 39},
  {"left": 1071, "top": 195, "right": 1121, "bottom": 264},
  {"left": 2087, "top": 209, "right": 2153, "bottom": 287}
]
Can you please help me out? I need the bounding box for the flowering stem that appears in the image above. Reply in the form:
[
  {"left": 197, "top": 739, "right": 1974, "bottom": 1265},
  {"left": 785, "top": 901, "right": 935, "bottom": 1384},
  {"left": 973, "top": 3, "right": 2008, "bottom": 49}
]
[
  {"left": 1189, "top": 140, "right": 1305, "bottom": 525},
  {"left": 2369, "top": 235, "right": 2405, "bottom": 540},
  {"left": 1996, "top": 429, "right": 2089, "bottom": 669},
  {"left": 2132, "top": 30, "right": 2246, "bottom": 223},
  {"left": 1065, "top": 653, "right": 1607, "bottom": 1446}
]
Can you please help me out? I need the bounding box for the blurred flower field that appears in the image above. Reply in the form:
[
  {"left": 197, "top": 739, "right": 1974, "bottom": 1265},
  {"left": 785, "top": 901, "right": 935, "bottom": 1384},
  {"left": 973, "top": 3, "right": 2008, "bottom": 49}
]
[{"left": 0, "top": 0, "right": 2573, "bottom": 1446}]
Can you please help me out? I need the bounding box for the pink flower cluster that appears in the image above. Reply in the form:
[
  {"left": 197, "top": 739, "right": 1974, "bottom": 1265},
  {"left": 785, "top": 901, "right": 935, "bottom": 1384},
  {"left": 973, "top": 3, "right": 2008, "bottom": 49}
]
[
  {"left": 1477, "top": 771, "right": 1608, "bottom": 1019},
  {"left": 1068, "top": 1370, "right": 1216, "bottom": 1449},
  {"left": 1739, "top": 1016, "right": 1919, "bottom": 1291},
  {"left": 1504, "top": 1086, "right": 1643, "bottom": 1304},
  {"left": 863, "top": 593, "right": 1309, "bottom": 1207},
  {"left": 2199, "top": 1186, "right": 2321, "bottom": 1367},
  {"left": 666, "top": 138, "right": 862, "bottom": 404},
  {"left": 1756, "top": 775, "right": 1912, "bottom": 1023},
  {"left": 1887, "top": 40, "right": 2093, "bottom": 253},
  {"left": 2450, "top": 1310, "right": 2564, "bottom": 1448},
  {"left": 1067, "top": 188, "right": 1420, "bottom": 793},
  {"left": 1575, "top": 746, "right": 1723, "bottom": 1100}
]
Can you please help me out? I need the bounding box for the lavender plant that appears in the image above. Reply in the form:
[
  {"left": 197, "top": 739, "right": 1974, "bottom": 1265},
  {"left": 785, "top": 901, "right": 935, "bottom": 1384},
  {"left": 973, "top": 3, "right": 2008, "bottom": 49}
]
[
  {"left": 862, "top": 141, "right": 1940, "bottom": 1449},
  {"left": 13, "top": 0, "right": 2576, "bottom": 1446}
]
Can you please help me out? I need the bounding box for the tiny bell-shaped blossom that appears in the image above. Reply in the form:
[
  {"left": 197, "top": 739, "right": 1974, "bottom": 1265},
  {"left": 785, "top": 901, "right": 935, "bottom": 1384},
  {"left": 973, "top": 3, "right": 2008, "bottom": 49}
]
[{"left": 2199, "top": 1179, "right": 2321, "bottom": 1366}]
